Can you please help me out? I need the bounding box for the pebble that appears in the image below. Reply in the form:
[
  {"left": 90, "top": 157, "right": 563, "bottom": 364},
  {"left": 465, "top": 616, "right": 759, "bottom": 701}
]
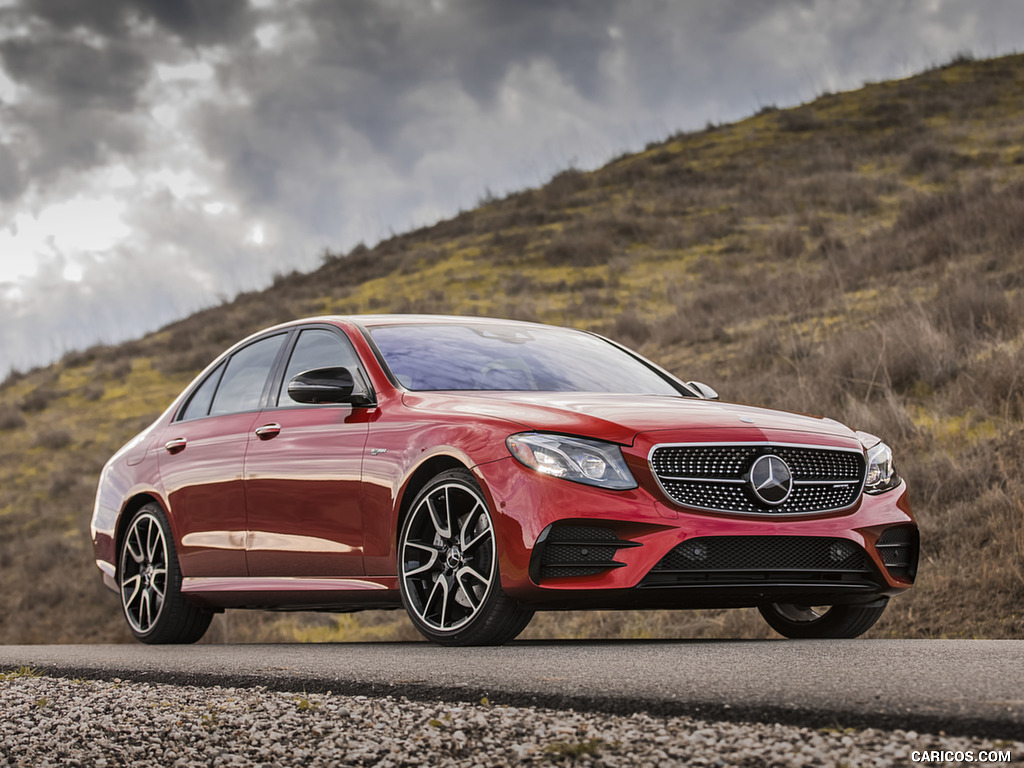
[{"left": 0, "top": 675, "right": 1019, "bottom": 767}]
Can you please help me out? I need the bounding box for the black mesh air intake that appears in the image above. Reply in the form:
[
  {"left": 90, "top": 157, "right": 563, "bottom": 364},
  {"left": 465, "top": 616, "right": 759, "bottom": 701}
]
[
  {"left": 532, "top": 525, "right": 640, "bottom": 581},
  {"left": 640, "top": 535, "right": 879, "bottom": 588},
  {"left": 875, "top": 526, "right": 919, "bottom": 582}
]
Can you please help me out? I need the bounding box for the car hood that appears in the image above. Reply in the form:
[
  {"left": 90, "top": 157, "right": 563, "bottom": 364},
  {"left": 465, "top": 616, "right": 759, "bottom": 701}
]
[{"left": 401, "top": 391, "right": 862, "bottom": 449}]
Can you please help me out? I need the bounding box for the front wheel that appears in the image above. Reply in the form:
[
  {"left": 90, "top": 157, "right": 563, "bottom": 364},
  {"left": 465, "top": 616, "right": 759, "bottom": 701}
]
[
  {"left": 118, "top": 503, "right": 212, "bottom": 644},
  {"left": 398, "top": 469, "right": 533, "bottom": 646},
  {"left": 758, "top": 600, "right": 887, "bottom": 639}
]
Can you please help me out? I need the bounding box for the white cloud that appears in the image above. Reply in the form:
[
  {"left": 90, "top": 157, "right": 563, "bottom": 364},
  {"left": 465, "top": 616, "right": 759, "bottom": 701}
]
[
  {"left": 245, "top": 222, "right": 265, "bottom": 245},
  {"left": 154, "top": 60, "right": 214, "bottom": 83}
]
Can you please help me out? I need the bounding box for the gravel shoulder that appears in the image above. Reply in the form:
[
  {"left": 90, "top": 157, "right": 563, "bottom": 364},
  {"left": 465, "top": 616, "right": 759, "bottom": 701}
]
[{"left": 2, "top": 673, "right": 1021, "bottom": 768}]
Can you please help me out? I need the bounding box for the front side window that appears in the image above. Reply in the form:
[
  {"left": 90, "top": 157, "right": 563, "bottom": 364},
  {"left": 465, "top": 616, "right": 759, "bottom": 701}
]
[
  {"left": 276, "top": 329, "right": 365, "bottom": 406},
  {"left": 210, "top": 334, "right": 286, "bottom": 416},
  {"left": 368, "top": 323, "right": 684, "bottom": 395}
]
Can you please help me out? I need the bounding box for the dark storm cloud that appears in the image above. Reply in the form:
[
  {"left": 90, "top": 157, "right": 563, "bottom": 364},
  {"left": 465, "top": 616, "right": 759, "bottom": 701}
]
[
  {"left": 0, "top": 143, "right": 23, "bottom": 200},
  {"left": 24, "top": 0, "right": 252, "bottom": 45},
  {"left": 0, "top": 26, "right": 151, "bottom": 198},
  {"left": 300, "top": 0, "right": 618, "bottom": 106},
  {"left": 15, "top": 101, "right": 144, "bottom": 184},
  {"left": 20, "top": 0, "right": 131, "bottom": 37},
  {"left": 133, "top": 0, "right": 252, "bottom": 45},
  {"left": 0, "top": 35, "right": 149, "bottom": 110},
  {"left": 0, "top": 0, "right": 255, "bottom": 205},
  {"left": 206, "top": 0, "right": 618, "bottom": 170}
]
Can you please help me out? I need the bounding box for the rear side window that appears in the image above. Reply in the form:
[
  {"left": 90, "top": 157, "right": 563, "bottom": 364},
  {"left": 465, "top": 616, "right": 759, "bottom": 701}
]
[
  {"left": 276, "top": 329, "right": 364, "bottom": 406},
  {"left": 180, "top": 363, "right": 225, "bottom": 421},
  {"left": 210, "top": 334, "right": 286, "bottom": 416}
]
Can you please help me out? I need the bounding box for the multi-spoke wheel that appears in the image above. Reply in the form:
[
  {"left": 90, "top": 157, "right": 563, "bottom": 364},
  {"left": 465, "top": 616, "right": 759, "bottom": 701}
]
[
  {"left": 399, "top": 469, "right": 533, "bottom": 645},
  {"left": 758, "top": 600, "right": 887, "bottom": 639},
  {"left": 118, "top": 503, "right": 212, "bottom": 644}
]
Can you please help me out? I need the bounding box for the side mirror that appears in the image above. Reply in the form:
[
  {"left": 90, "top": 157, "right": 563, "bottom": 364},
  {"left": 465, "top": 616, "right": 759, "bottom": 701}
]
[
  {"left": 687, "top": 381, "right": 719, "bottom": 401},
  {"left": 288, "top": 367, "right": 356, "bottom": 404}
]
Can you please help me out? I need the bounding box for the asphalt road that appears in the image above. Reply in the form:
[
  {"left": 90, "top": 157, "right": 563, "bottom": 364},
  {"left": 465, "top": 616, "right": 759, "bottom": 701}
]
[{"left": 2, "top": 640, "right": 1022, "bottom": 739}]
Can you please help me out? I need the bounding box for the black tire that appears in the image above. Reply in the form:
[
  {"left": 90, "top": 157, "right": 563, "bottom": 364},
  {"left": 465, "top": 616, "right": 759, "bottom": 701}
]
[
  {"left": 758, "top": 600, "right": 887, "bottom": 639},
  {"left": 398, "top": 468, "right": 533, "bottom": 646},
  {"left": 118, "top": 503, "right": 212, "bottom": 644}
]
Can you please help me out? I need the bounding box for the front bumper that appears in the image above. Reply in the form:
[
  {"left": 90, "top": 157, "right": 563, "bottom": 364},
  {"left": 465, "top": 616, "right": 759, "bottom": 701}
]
[{"left": 476, "top": 456, "right": 916, "bottom": 611}]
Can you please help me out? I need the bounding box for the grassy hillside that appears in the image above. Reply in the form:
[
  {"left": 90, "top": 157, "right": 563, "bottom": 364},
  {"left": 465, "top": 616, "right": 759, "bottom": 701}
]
[{"left": 2, "top": 53, "right": 1023, "bottom": 644}]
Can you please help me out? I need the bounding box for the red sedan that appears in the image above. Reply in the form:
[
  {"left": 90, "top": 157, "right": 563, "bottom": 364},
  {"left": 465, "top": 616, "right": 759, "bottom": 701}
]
[{"left": 90, "top": 315, "right": 917, "bottom": 645}]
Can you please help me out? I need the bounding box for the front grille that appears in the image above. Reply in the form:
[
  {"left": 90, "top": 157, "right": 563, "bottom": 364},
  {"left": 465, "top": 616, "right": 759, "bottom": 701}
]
[
  {"left": 652, "top": 445, "right": 759, "bottom": 480},
  {"left": 640, "top": 535, "right": 878, "bottom": 588},
  {"left": 876, "top": 526, "right": 919, "bottom": 582},
  {"left": 650, "top": 443, "right": 865, "bottom": 515},
  {"left": 533, "top": 524, "right": 639, "bottom": 580},
  {"left": 773, "top": 446, "right": 862, "bottom": 480}
]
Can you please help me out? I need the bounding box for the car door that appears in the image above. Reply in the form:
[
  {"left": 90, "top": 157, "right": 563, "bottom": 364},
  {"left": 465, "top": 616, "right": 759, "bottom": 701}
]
[
  {"left": 157, "top": 332, "right": 288, "bottom": 577},
  {"left": 243, "top": 326, "right": 371, "bottom": 577}
]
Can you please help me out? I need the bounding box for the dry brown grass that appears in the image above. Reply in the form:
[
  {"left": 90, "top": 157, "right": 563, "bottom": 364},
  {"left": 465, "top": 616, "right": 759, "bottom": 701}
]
[{"left": 0, "top": 404, "right": 26, "bottom": 430}]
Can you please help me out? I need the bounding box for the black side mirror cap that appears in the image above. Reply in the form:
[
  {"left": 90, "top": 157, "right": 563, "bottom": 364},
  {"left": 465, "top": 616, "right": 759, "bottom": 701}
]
[{"left": 288, "top": 367, "right": 364, "bottom": 405}]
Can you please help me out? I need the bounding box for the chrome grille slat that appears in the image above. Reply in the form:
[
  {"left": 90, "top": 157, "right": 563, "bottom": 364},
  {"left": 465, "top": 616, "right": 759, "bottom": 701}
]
[{"left": 650, "top": 442, "right": 865, "bottom": 516}]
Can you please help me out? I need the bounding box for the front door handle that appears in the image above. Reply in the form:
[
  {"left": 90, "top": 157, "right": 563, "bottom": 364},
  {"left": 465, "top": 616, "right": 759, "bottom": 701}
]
[
  {"left": 254, "top": 423, "right": 282, "bottom": 440},
  {"left": 164, "top": 437, "right": 187, "bottom": 454}
]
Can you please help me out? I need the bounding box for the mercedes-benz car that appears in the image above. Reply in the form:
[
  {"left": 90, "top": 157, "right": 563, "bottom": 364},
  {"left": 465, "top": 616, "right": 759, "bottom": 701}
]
[{"left": 90, "top": 315, "right": 918, "bottom": 645}]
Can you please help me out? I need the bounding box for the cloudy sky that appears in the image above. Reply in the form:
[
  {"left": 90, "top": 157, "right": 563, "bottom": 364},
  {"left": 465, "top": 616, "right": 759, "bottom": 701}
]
[{"left": 2, "top": 0, "right": 1023, "bottom": 374}]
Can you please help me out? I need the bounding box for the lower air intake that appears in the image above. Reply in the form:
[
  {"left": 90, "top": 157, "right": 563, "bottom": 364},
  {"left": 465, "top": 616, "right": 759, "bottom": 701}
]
[
  {"left": 875, "top": 526, "right": 919, "bottom": 582},
  {"left": 640, "top": 535, "right": 878, "bottom": 588},
  {"left": 533, "top": 525, "right": 640, "bottom": 581}
]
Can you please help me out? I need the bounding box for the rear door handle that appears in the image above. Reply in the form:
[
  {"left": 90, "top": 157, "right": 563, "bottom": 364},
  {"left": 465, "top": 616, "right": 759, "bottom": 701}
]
[
  {"left": 164, "top": 437, "right": 187, "bottom": 454},
  {"left": 254, "top": 423, "right": 282, "bottom": 440}
]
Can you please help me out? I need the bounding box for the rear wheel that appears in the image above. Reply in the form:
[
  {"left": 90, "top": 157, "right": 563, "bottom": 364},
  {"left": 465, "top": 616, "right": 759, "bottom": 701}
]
[
  {"left": 119, "top": 503, "right": 212, "bottom": 644},
  {"left": 758, "top": 601, "right": 887, "bottom": 639},
  {"left": 398, "top": 469, "right": 533, "bottom": 646}
]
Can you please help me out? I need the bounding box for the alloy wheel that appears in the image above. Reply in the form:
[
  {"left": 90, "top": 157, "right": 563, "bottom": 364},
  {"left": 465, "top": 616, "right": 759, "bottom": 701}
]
[
  {"left": 400, "top": 482, "right": 496, "bottom": 632},
  {"left": 120, "top": 512, "right": 168, "bottom": 635}
]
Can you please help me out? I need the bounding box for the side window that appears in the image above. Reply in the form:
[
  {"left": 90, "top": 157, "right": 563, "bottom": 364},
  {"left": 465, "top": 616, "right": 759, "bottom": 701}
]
[
  {"left": 277, "top": 329, "right": 364, "bottom": 406},
  {"left": 210, "top": 334, "right": 286, "bottom": 416},
  {"left": 179, "top": 363, "right": 225, "bottom": 421}
]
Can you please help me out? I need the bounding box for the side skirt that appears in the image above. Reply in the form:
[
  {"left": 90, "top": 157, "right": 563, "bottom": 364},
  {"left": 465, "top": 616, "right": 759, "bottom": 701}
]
[{"left": 180, "top": 576, "right": 401, "bottom": 611}]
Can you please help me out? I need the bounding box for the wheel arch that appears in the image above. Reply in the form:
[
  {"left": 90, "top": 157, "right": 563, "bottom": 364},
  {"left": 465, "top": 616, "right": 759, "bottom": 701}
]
[
  {"left": 395, "top": 454, "right": 471, "bottom": 548},
  {"left": 114, "top": 493, "right": 165, "bottom": 577}
]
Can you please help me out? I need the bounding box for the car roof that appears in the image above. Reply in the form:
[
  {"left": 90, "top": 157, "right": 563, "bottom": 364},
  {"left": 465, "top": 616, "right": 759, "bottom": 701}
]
[{"left": 271, "top": 314, "right": 568, "bottom": 333}]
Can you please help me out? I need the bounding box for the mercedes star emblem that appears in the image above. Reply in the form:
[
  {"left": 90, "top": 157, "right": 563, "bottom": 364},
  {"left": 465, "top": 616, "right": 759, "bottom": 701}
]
[{"left": 748, "top": 454, "right": 793, "bottom": 506}]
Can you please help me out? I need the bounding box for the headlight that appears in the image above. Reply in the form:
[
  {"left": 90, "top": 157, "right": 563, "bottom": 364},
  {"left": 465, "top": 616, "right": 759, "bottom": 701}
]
[
  {"left": 506, "top": 433, "right": 637, "bottom": 490},
  {"left": 864, "top": 441, "right": 900, "bottom": 494}
]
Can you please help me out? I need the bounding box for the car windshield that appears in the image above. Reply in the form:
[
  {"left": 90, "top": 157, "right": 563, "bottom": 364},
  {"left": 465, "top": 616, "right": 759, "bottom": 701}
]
[{"left": 368, "top": 323, "right": 685, "bottom": 395}]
